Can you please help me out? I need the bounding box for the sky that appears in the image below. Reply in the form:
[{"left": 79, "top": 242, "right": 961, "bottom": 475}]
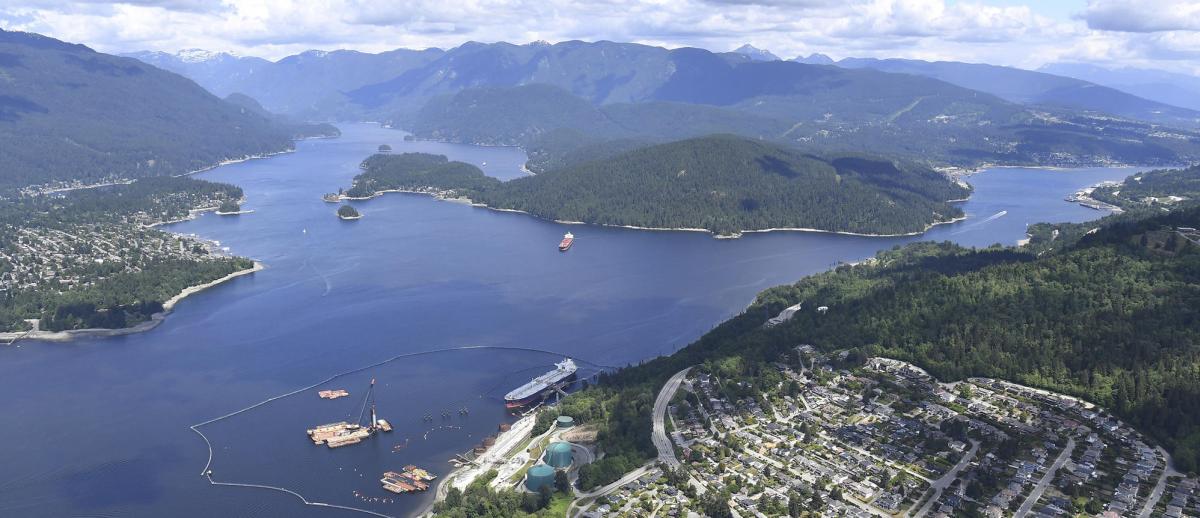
[{"left": 1, "top": 0, "right": 1198, "bottom": 75}]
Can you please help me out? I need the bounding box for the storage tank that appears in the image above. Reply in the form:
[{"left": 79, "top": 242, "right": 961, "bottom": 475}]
[
  {"left": 525, "top": 464, "right": 555, "bottom": 491},
  {"left": 556, "top": 416, "right": 575, "bottom": 428},
  {"left": 543, "top": 441, "right": 574, "bottom": 469}
]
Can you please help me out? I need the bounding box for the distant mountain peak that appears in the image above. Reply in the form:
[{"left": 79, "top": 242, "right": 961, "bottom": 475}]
[
  {"left": 732, "top": 44, "right": 780, "bottom": 62},
  {"left": 792, "top": 53, "right": 834, "bottom": 65},
  {"left": 176, "top": 48, "right": 232, "bottom": 63}
]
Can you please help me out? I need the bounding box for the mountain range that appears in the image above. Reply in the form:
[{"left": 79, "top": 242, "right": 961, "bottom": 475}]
[
  {"left": 127, "top": 41, "right": 1200, "bottom": 132},
  {"left": 122, "top": 41, "right": 1200, "bottom": 170},
  {"left": 0, "top": 29, "right": 334, "bottom": 190},
  {"left": 837, "top": 57, "right": 1200, "bottom": 128},
  {"left": 1039, "top": 62, "right": 1200, "bottom": 113}
]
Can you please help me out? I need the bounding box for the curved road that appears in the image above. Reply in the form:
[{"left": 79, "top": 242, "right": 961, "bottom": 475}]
[{"left": 653, "top": 368, "right": 692, "bottom": 469}]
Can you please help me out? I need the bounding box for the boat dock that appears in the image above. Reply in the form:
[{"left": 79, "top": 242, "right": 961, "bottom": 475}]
[{"left": 380, "top": 466, "right": 436, "bottom": 494}]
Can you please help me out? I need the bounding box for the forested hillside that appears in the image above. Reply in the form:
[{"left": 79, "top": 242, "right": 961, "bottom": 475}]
[
  {"left": 348, "top": 136, "right": 970, "bottom": 235},
  {"left": 223, "top": 93, "right": 340, "bottom": 140},
  {"left": 1091, "top": 165, "right": 1200, "bottom": 209},
  {"left": 410, "top": 82, "right": 1200, "bottom": 171},
  {"left": 575, "top": 201, "right": 1200, "bottom": 474},
  {"left": 0, "top": 29, "right": 306, "bottom": 190},
  {"left": 838, "top": 58, "right": 1200, "bottom": 128}
]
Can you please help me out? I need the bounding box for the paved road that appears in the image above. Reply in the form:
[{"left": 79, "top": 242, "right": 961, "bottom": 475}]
[
  {"left": 653, "top": 368, "right": 692, "bottom": 469},
  {"left": 1140, "top": 446, "right": 1180, "bottom": 518},
  {"left": 575, "top": 464, "right": 654, "bottom": 499},
  {"left": 912, "top": 440, "right": 979, "bottom": 518},
  {"left": 1015, "top": 437, "right": 1076, "bottom": 518},
  {"left": 567, "top": 464, "right": 653, "bottom": 518}
]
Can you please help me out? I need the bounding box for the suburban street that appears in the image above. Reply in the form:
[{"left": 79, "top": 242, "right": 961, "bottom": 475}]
[
  {"left": 1015, "top": 438, "right": 1076, "bottom": 518},
  {"left": 913, "top": 440, "right": 980, "bottom": 518}
]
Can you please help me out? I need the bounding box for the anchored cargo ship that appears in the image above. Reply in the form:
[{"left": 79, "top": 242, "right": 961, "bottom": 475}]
[
  {"left": 505, "top": 359, "right": 577, "bottom": 409},
  {"left": 558, "top": 232, "right": 574, "bottom": 251}
]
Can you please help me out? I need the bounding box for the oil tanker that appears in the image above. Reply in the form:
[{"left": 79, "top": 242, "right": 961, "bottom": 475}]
[
  {"left": 558, "top": 233, "right": 574, "bottom": 251},
  {"left": 505, "top": 359, "right": 577, "bottom": 409}
]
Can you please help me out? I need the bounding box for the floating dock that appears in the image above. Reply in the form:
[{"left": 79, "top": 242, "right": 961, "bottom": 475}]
[
  {"left": 380, "top": 466, "right": 436, "bottom": 494},
  {"left": 318, "top": 389, "right": 349, "bottom": 399}
]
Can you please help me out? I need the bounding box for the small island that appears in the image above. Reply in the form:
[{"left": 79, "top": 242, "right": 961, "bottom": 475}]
[
  {"left": 378, "top": 144, "right": 392, "bottom": 153},
  {"left": 337, "top": 204, "right": 361, "bottom": 220},
  {"left": 322, "top": 190, "right": 343, "bottom": 203}
]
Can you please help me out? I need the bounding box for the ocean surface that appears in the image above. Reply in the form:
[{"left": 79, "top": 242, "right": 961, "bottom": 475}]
[{"left": 0, "top": 123, "right": 1145, "bottom": 518}]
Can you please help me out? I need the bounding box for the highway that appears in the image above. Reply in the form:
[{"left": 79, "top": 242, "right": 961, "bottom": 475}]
[{"left": 652, "top": 367, "right": 692, "bottom": 469}]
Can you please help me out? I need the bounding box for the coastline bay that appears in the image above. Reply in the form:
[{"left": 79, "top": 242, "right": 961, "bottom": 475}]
[{"left": 0, "top": 123, "right": 1146, "bottom": 518}]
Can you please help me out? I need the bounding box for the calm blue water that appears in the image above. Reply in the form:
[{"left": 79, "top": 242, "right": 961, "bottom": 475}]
[{"left": 0, "top": 124, "right": 1144, "bottom": 518}]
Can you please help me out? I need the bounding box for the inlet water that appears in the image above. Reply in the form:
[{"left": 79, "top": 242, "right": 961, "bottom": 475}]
[{"left": 0, "top": 124, "right": 1143, "bottom": 517}]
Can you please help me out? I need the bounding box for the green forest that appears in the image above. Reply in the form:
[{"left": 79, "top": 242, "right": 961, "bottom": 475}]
[{"left": 348, "top": 137, "right": 970, "bottom": 235}]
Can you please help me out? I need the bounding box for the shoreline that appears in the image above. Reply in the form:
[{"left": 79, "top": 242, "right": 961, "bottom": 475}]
[
  {"left": 179, "top": 148, "right": 297, "bottom": 177},
  {"left": 0, "top": 262, "right": 264, "bottom": 344},
  {"left": 356, "top": 188, "right": 974, "bottom": 239},
  {"left": 216, "top": 209, "right": 255, "bottom": 216}
]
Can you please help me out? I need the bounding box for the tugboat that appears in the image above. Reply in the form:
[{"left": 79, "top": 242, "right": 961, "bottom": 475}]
[{"left": 558, "top": 232, "right": 574, "bottom": 252}]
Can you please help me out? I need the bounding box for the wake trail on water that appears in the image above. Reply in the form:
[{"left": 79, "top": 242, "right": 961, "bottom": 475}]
[
  {"left": 950, "top": 210, "right": 1007, "bottom": 235},
  {"left": 189, "top": 344, "right": 616, "bottom": 518}
]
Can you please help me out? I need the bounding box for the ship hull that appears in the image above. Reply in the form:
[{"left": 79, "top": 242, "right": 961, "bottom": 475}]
[{"left": 504, "top": 372, "right": 576, "bottom": 409}]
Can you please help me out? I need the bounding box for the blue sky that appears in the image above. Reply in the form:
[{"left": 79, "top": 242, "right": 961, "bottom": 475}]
[{"left": 1, "top": 0, "right": 1197, "bottom": 74}]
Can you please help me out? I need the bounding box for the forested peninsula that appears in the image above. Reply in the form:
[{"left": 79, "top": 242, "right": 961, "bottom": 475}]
[
  {"left": 0, "top": 177, "right": 260, "bottom": 337},
  {"left": 344, "top": 136, "right": 970, "bottom": 236}
]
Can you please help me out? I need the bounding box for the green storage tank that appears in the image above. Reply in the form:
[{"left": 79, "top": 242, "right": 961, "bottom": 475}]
[
  {"left": 556, "top": 416, "right": 575, "bottom": 428},
  {"left": 525, "top": 464, "right": 555, "bottom": 492},
  {"left": 543, "top": 441, "right": 574, "bottom": 469}
]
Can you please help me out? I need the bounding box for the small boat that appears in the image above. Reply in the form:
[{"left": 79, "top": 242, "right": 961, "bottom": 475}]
[{"left": 558, "top": 232, "right": 574, "bottom": 251}]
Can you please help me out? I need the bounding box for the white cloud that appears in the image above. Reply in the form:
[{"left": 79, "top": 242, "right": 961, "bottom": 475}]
[
  {"left": 1084, "top": 0, "right": 1200, "bottom": 33},
  {"left": 0, "top": 0, "right": 1196, "bottom": 76}
]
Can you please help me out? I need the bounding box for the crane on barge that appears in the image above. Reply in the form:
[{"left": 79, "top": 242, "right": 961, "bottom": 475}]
[{"left": 306, "top": 378, "right": 391, "bottom": 448}]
